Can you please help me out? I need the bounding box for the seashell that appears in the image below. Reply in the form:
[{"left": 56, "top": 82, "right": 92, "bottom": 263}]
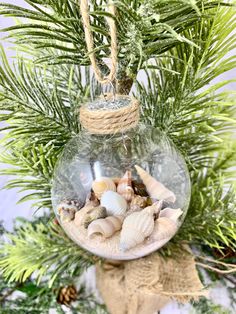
[
  {"left": 117, "top": 170, "right": 134, "bottom": 202},
  {"left": 135, "top": 165, "right": 176, "bottom": 203},
  {"left": 120, "top": 207, "right": 155, "bottom": 251},
  {"left": 88, "top": 215, "right": 124, "bottom": 238},
  {"left": 145, "top": 200, "right": 163, "bottom": 219},
  {"left": 92, "top": 177, "right": 116, "bottom": 199},
  {"left": 57, "top": 202, "right": 77, "bottom": 223},
  {"left": 101, "top": 191, "right": 127, "bottom": 216},
  {"left": 83, "top": 206, "right": 107, "bottom": 229},
  {"left": 85, "top": 190, "right": 100, "bottom": 207},
  {"left": 112, "top": 177, "right": 121, "bottom": 186},
  {"left": 60, "top": 198, "right": 84, "bottom": 211},
  {"left": 129, "top": 195, "right": 147, "bottom": 212},
  {"left": 74, "top": 205, "right": 95, "bottom": 227},
  {"left": 151, "top": 217, "right": 177, "bottom": 242},
  {"left": 132, "top": 180, "right": 149, "bottom": 197},
  {"left": 159, "top": 207, "right": 183, "bottom": 224}
]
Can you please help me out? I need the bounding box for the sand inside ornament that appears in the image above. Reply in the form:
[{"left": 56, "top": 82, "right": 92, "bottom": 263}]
[{"left": 57, "top": 166, "right": 184, "bottom": 260}]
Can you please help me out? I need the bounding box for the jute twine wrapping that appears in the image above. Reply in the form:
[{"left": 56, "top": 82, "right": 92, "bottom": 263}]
[
  {"left": 80, "top": 95, "right": 140, "bottom": 134},
  {"left": 80, "top": 0, "right": 117, "bottom": 84},
  {"left": 96, "top": 248, "right": 208, "bottom": 314}
]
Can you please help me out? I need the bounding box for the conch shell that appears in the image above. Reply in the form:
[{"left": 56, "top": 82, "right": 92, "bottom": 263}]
[
  {"left": 151, "top": 217, "right": 178, "bottom": 242},
  {"left": 92, "top": 177, "right": 116, "bottom": 199},
  {"left": 88, "top": 215, "right": 124, "bottom": 238},
  {"left": 117, "top": 170, "right": 134, "bottom": 202},
  {"left": 145, "top": 200, "right": 163, "bottom": 219},
  {"left": 159, "top": 207, "right": 183, "bottom": 223},
  {"left": 135, "top": 165, "right": 176, "bottom": 203},
  {"left": 120, "top": 207, "right": 155, "bottom": 251}
]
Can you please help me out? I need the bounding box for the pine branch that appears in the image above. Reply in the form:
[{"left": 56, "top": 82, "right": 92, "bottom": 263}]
[
  {"left": 136, "top": 6, "right": 236, "bottom": 170},
  {"left": 0, "top": 217, "right": 97, "bottom": 286},
  {"left": 0, "top": 0, "right": 229, "bottom": 77}
]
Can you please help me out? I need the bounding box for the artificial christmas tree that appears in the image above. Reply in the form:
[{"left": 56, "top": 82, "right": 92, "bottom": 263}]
[{"left": 0, "top": 0, "right": 235, "bottom": 313}]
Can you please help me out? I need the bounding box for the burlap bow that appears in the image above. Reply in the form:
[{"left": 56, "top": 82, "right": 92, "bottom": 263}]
[{"left": 96, "top": 248, "right": 208, "bottom": 314}]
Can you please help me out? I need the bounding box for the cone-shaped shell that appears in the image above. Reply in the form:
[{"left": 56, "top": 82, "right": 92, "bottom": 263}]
[
  {"left": 120, "top": 207, "right": 155, "bottom": 251},
  {"left": 159, "top": 207, "right": 183, "bottom": 223},
  {"left": 151, "top": 217, "right": 177, "bottom": 242},
  {"left": 101, "top": 191, "right": 128, "bottom": 216},
  {"left": 145, "top": 200, "right": 163, "bottom": 219},
  {"left": 92, "top": 177, "right": 116, "bottom": 199},
  {"left": 117, "top": 170, "right": 134, "bottom": 202},
  {"left": 88, "top": 215, "right": 124, "bottom": 238},
  {"left": 135, "top": 165, "right": 176, "bottom": 203}
]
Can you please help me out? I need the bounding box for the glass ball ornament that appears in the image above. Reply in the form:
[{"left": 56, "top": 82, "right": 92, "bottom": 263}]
[{"left": 51, "top": 95, "right": 191, "bottom": 260}]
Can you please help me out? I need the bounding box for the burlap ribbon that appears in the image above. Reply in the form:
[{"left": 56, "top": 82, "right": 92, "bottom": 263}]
[{"left": 96, "top": 248, "right": 208, "bottom": 314}]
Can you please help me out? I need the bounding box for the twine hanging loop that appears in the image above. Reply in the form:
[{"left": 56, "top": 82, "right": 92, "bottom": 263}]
[{"left": 80, "top": 0, "right": 118, "bottom": 84}]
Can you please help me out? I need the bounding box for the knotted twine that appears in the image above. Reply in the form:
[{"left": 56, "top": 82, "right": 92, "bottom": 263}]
[{"left": 79, "top": 2, "right": 209, "bottom": 313}]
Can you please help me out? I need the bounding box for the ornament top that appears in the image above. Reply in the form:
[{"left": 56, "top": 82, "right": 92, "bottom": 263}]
[{"left": 79, "top": 94, "right": 140, "bottom": 135}]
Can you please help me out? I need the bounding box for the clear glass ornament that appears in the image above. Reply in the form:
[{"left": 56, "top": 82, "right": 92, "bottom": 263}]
[{"left": 51, "top": 96, "right": 191, "bottom": 260}]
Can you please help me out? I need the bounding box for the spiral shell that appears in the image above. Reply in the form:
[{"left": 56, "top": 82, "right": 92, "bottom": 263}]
[
  {"left": 120, "top": 207, "right": 155, "bottom": 251},
  {"left": 145, "top": 200, "right": 163, "bottom": 219},
  {"left": 92, "top": 177, "right": 116, "bottom": 199},
  {"left": 57, "top": 202, "right": 77, "bottom": 223},
  {"left": 135, "top": 165, "right": 176, "bottom": 203},
  {"left": 74, "top": 204, "right": 95, "bottom": 227},
  {"left": 83, "top": 206, "right": 107, "bottom": 228},
  {"left": 129, "top": 195, "right": 147, "bottom": 212},
  {"left": 117, "top": 170, "right": 134, "bottom": 202},
  {"left": 101, "top": 191, "right": 127, "bottom": 216},
  {"left": 159, "top": 207, "right": 183, "bottom": 223},
  {"left": 88, "top": 215, "right": 124, "bottom": 238},
  {"left": 150, "top": 217, "right": 177, "bottom": 242}
]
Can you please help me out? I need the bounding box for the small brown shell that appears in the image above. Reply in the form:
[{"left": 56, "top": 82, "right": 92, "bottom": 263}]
[
  {"left": 57, "top": 202, "right": 77, "bottom": 223},
  {"left": 60, "top": 198, "right": 84, "bottom": 211},
  {"left": 85, "top": 191, "right": 100, "bottom": 207},
  {"left": 132, "top": 180, "right": 149, "bottom": 197},
  {"left": 129, "top": 195, "right": 147, "bottom": 212},
  {"left": 83, "top": 206, "right": 107, "bottom": 228},
  {"left": 75, "top": 206, "right": 107, "bottom": 229}
]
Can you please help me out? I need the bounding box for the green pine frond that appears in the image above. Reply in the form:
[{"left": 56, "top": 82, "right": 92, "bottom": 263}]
[
  {"left": 0, "top": 0, "right": 229, "bottom": 76},
  {"left": 136, "top": 6, "right": 236, "bottom": 170},
  {"left": 0, "top": 218, "right": 96, "bottom": 286}
]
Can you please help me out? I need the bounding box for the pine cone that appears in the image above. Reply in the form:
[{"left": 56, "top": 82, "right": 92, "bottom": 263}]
[{"left": 57, "top": 285, "right": 77, "bottom": 306}]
